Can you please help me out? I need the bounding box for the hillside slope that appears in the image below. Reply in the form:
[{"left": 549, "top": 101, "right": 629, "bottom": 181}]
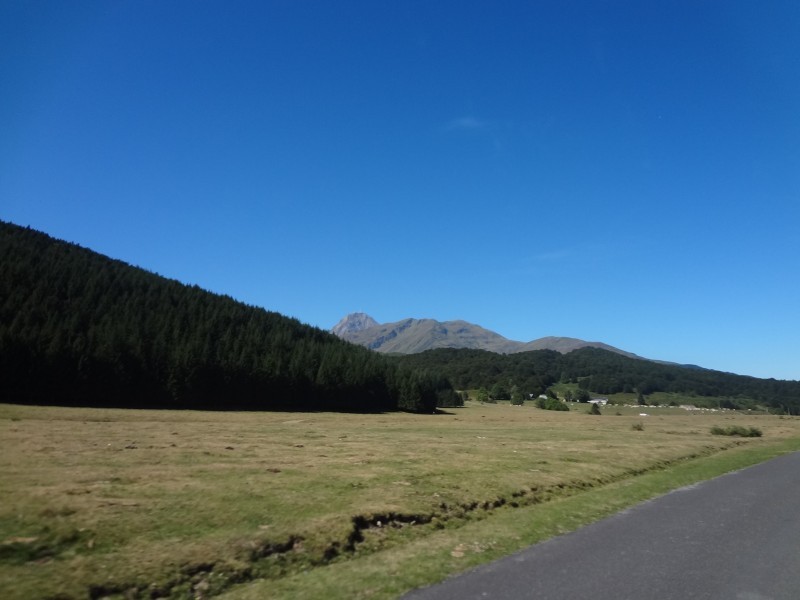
[
  {"left": 0, "top": 222, "right": 450, "bottom": 412},
  {"left": 392, "top": 347, "right": 800, "bottom": 413},
  {"left": 518, "top": 336, "right": 641, "bottom": 359}
]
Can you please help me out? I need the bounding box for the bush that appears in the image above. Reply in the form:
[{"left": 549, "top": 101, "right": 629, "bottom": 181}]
[
  {"left": 535, "top": 397, "right": 569, "bottom": 411},
  {"left": 587, "top": 403, "right": 601, "bottom": 415},
  {"left": 709, "top": 425, "right": 762, "bottom": 438},
  {"left": 631, "top": 421, "right": 644, "bottom": 431}
]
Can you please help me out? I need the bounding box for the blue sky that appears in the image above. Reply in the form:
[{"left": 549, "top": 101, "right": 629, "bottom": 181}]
[{"left": 2, "top": 1, "right": 798, "bottom": 380}]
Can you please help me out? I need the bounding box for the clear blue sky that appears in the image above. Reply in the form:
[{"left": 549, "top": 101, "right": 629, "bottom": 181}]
[{"left": 2, "top": 1, "right": 798, "bottom": 380}]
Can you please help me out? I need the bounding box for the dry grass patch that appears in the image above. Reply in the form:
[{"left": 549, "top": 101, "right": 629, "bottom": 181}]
[{"left": 1, "top": 402, "right": 798, "bottom": 599}]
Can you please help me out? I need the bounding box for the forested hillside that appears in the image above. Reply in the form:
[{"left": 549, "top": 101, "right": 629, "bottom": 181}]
[
  {"left": 0, "top": 221, "right": 456, "bottom": 412},
  {"left": 392, "top": 347, "right": 800, "bottom": 413}
]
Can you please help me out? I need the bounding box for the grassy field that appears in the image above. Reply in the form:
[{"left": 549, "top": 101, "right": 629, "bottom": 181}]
[{"left": 2, "top": 402, "right": 799, "bottom": 599}]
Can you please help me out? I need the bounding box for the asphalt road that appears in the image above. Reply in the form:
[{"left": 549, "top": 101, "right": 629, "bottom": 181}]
[{"left": 402, "top": 451, "right": 800, "bottom": 600}]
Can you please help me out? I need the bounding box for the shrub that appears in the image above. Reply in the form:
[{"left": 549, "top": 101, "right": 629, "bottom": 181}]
[
  {"left": 535, "top": 397, "right": 569, "bottom": 411},
  {"left": 587, "top": 403, "right": 601, "bottom": 415},
  {"left": 631, "top": 421, "right": 645, "bottom": 431},
  {"left": 709, "top": 425, "right": 762, "bottom": 438}
]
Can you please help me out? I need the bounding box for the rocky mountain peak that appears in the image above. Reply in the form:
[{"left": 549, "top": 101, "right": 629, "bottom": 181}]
[{"left": 331, "top": 312, "right": 379, "bottom": 337}]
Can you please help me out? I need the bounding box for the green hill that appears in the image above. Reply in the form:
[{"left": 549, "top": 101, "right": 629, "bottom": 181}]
[
  {"left": 0, "top": 221, "right": 454, "bottom": 412},
  {"left": 392, "top": 347, "right": 800, "bottom": 413}
]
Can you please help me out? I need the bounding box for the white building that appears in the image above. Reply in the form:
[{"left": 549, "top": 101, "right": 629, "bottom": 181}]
[{"left": 588, "top": 397, "right": 608, "bottom": 406}]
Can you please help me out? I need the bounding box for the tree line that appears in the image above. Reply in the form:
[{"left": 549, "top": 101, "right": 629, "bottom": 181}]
[
  {"left": 391, "top": 346, "right": 800, "bottom": 413},
  {"left": 0, "top": 221, "right": 457, "bottom": 412}
]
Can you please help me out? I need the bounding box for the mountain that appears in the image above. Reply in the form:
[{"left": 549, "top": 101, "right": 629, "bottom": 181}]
[
  {"left": 332, "top": 313, "right": 640, "bottom": 358},
  {"left": 0, "top": 221, "right": 451, "bottom": 412},
  {"left": 517, "top": 336, "right": 642, "bottom": 359},
  {"left": 331, "top": 312, "right": 379, "bottom": 337},
  {"left": 335, "top": 317, "right": 521, "bottom": 354}
]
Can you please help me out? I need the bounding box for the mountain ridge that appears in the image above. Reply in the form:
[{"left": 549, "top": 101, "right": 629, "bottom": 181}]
[{"left": 332, "top": 313, "right": 642, "bottom": 358}]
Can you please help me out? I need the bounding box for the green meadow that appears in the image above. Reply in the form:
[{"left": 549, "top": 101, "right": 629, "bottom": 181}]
[{"left": 2, "top": 402, "right": 799, "bottom": 599}]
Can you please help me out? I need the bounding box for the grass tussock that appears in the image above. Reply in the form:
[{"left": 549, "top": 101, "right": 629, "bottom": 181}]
[{"left": 710, "top": 425, "right": 763, "bottom": 437}]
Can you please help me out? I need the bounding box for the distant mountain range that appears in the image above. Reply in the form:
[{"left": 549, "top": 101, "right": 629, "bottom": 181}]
[{"left": 332, "top": 313, "right": 643, "bottom": 358}]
